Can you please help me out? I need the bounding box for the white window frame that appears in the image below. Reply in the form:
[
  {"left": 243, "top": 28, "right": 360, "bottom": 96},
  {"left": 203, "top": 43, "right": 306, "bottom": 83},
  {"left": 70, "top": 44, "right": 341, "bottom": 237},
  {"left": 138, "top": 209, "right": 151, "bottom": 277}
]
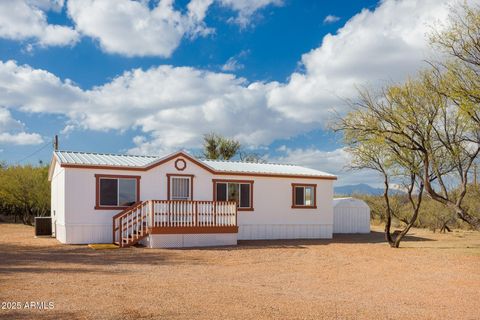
[{"left": 168, "top": 175, "right": 192, "bottom": 201}]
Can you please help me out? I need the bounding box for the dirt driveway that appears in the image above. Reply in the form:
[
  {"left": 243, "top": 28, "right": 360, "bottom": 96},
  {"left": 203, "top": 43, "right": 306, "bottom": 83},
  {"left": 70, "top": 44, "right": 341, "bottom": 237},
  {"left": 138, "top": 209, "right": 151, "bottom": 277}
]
[{"left": 0, "top": 223, "right": 479, "bottom": 320}]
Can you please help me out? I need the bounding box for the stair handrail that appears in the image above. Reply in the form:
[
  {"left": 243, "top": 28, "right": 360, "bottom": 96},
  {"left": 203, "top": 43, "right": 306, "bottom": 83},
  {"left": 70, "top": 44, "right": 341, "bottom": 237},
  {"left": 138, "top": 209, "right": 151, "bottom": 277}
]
[{"left": 112, "top": 201, "right": 146, "bottom": 246}]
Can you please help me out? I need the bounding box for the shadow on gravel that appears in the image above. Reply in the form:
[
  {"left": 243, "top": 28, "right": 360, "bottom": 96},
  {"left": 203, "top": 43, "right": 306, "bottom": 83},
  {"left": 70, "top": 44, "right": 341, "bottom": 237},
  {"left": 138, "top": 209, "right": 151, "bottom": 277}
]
[
  {"left": 190, "top": 231, "right": 435, "bottom": 251},
  {"left": 0, "top": 242, "right": 205, "bottom": 275},
  {"left": 0, "top": 311, "right": 82, "bottom": 320}
]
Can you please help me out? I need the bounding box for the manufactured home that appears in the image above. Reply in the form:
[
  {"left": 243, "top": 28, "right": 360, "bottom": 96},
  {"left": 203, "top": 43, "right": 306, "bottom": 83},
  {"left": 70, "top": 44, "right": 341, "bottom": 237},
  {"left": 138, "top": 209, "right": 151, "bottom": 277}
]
[{"left": 48, "top": 150, "right": 339, "bottom": 248}]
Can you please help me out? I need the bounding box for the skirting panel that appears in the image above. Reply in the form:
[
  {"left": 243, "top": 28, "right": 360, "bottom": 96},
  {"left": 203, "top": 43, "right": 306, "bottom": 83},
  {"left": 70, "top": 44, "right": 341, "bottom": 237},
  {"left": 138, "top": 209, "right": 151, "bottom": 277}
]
[
  {"left": 238, "top": 224, "right": 333, "bottom": 240},
  {"left": 145, "top": 233, "right": 237, "bottom": 248},
  {"left": 55, "top": 223, "right": 67, "bottom": 243},
  {"left": 57, "top": 224, "right": 112, "bottom": 244}
]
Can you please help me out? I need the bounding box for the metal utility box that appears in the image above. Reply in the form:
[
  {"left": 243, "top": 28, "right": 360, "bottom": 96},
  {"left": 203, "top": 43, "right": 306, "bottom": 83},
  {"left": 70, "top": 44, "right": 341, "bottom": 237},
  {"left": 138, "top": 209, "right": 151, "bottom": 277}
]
[{"left": 35, "top": 217, "right": 52, "bottom": 236}]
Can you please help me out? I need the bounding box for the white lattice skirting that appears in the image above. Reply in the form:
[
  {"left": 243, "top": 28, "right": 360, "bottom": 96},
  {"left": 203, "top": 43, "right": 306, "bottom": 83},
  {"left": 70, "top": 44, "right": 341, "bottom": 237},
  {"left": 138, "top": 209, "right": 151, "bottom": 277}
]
[
  {"left": 238, "top": 224, "right": 333, "bottom": 240},
  {"left": 143, "top": 233, "right": 238, "bottom": 248}
]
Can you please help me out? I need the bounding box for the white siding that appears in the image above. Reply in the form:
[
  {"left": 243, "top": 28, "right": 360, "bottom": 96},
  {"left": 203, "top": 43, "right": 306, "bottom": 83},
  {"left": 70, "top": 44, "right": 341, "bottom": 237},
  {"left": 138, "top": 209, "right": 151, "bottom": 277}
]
[
  {"left": 333, "top": 198, "right": 370, "bottom": 234},
  {"left": 50, "top": 162, "right": 65, "bottom": 242},
  {"left": 57, "top": 155, "right": 334, "bottom": 244}
]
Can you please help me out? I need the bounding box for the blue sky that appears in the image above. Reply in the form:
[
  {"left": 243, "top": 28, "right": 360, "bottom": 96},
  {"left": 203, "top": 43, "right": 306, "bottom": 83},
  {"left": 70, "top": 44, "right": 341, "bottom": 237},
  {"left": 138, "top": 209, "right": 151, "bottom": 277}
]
[{"left": 0, "top": 0, "right": 458, "bottom": 185}]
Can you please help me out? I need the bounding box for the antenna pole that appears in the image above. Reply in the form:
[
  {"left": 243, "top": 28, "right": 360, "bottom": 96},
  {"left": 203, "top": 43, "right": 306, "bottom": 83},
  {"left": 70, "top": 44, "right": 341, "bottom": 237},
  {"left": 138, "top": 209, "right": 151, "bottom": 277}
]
[{"left": 53, "top": 135, "right": 59, "bottom": 151}]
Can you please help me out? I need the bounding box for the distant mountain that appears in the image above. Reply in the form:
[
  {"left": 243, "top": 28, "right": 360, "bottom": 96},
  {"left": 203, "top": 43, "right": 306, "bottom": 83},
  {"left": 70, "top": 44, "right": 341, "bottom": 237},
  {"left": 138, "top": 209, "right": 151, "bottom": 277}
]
[{"left": 334, "top": 183, "right": 385, "bottom": 196}]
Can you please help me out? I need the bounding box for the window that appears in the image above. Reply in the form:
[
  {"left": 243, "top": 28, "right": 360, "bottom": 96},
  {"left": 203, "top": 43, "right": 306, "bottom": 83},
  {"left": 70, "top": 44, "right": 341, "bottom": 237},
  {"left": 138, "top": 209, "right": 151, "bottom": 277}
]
[
  {"left": 213, "top": 180, "right": 253, "bottom": 211},
  {"left": 168, "top": 174, "right": 193, "bottom": 200},
  {"left": 95, "top": 175, "right": 140, "bottom": 209},
  {"left": 292, "top": 184, "right": 317, "bottom": 208}
]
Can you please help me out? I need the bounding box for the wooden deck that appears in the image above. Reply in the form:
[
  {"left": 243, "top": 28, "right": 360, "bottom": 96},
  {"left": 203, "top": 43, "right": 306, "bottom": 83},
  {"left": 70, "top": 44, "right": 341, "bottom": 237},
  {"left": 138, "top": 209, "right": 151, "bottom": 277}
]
[{"left": 113, "top": 200, "right": 238, "bottom": 247}]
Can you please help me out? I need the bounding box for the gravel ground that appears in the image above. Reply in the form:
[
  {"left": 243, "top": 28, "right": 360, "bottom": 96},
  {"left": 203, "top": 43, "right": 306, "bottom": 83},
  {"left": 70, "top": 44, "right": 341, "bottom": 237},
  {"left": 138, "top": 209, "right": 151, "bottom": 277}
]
[{"left": 0, "top": 223, "right": 479, "bottom": 320}]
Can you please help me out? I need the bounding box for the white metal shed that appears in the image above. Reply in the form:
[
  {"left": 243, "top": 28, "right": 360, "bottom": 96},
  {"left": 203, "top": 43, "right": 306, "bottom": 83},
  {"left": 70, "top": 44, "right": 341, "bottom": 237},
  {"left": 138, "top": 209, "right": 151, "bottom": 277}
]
[{"left": 333, "top": 197, "right": 370, "bottom": 234}]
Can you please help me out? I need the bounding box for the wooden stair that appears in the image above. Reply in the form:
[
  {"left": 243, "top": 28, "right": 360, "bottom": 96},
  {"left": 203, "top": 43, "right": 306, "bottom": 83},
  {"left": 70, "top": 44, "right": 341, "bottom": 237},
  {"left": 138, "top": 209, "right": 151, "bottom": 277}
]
[
  {"left": 112, "top": 202, "right": 150, "bottom": 248},
  {"left": 112, "top": 199, "right": 238, "bottom": 248}
]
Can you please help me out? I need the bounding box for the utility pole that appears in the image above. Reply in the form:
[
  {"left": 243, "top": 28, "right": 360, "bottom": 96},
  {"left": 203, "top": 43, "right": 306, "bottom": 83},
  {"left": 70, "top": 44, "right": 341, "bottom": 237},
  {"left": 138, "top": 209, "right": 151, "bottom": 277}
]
[{"left": 53, "top": 135, "right": 59, "bottom": 151}]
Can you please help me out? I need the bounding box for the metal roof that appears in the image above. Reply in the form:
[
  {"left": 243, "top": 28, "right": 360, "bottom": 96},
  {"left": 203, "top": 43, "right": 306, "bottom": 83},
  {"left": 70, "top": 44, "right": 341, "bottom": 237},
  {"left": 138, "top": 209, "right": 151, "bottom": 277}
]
[
  {"left": 55, "top": 150, "right": 159, "bottom": 167},
  {"left": 203, "top": 159, "right": 335, "bottom": 177},
  {"left": 333, "top": 197, "right": 370, "bottom": 208},
  {"left": 54, "top": 150, "right": 336, "bottom": 178}
]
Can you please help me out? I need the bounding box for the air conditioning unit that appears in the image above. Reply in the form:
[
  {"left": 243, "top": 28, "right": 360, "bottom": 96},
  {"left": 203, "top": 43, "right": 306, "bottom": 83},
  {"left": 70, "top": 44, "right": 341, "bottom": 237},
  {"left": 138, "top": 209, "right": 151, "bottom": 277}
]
[{"left": 34, "top": 217, "right": 52, "bottom": 237}]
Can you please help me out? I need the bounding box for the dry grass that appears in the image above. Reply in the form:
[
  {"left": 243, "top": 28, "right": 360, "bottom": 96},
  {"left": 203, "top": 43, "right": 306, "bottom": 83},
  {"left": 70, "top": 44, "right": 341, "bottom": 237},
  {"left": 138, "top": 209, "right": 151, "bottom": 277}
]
[{"left": 0, "top": 223, "right": 479, "bottom": 320}]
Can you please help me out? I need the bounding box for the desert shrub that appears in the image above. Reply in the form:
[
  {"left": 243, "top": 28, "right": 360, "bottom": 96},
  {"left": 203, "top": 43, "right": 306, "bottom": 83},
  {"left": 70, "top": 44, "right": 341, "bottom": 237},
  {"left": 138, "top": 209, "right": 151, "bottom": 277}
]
[
  {"left": 0, "top": 164, "right": 50, "bottom": 225},
  {"left": 358, "top": 183, "right": 480, "bottom": 232}
]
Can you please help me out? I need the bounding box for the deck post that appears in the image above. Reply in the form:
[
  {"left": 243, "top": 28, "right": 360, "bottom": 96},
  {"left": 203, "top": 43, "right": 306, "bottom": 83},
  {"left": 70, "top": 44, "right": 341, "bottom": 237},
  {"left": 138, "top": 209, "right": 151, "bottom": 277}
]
[
  {"left": 119, "top": 217, "right": 123, "bottom": 248},
  {"left": 112, "top": 218, "right": 116, "bottom": 244},
  {"left": 213, "top": 201, "right": 217, "bottom": 226},
  {"left": 234, "top": 203, "right": 237, "bottom": 227},
  {"left": 150, "top": 200, "right": 154, "bottom": 229},
  {"left": 195, "top": 202, "right": 198, "bottom": 227}
]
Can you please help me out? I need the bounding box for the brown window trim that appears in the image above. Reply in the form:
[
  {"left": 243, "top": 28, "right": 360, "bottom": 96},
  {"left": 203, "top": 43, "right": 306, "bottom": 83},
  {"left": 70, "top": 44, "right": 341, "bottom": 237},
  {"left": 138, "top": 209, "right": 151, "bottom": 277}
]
[
  {"left": 291, "top": 183, "right": 317, "bottom": 209},
  {"left": 95, "top": 174, "right": 141, "bottom": 210},
  {"left": 212, "top": 179, "right": 254, "bottom": 211},
  {"left": 167, "top": 174, "right": 194, "bottom": 200}
]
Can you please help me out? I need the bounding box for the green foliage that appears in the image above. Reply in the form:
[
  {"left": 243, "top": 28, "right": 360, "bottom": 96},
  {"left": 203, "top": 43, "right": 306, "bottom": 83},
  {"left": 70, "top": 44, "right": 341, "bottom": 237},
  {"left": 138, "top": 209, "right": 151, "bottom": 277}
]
[
  {"left": 0, "top": 164, "right": 50, "bottom": 225},
  {"left": 202, "top": 133, "right": 241, "bottom": 160},
  {"left": 360, "top": 182, "right": 480, "bottom": 233},
  {"left": 336, "top": 2, "right": 480, "bottom": 241}
]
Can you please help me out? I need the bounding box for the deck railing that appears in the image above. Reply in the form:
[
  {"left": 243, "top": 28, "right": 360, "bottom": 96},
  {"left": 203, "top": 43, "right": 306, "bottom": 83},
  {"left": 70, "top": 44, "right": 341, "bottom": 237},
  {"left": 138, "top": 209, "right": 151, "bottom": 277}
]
[
  {"left": 150, "top": 200, "right": 237, "bottom": 228},
  {"left": 113, "top": 201, "right": 150, "bottom": 247},
  {"left": 113, "top": 200, "right": 237, "bottom": 247}
]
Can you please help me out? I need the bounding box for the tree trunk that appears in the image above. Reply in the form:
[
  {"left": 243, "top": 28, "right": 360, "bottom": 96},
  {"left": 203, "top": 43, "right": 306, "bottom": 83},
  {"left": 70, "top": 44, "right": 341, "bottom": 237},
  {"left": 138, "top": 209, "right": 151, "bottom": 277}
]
[
  {"left": 23, "top": 206, "right": 34, "bottom": 226},
  {"left": 382, "top": 174, "right": 395, "bottom": 247},
  {"left": 456, "top": 208, "right": 480, "bottom": 230},
  {"left": 393, "top": 210, "right": 419, "bottom": 248},
  {"left": 440, "top": 222, "right": 451, "bottom": 233},
  {"left": 393, "top": 180, "right": 424, "bottom": 248}
]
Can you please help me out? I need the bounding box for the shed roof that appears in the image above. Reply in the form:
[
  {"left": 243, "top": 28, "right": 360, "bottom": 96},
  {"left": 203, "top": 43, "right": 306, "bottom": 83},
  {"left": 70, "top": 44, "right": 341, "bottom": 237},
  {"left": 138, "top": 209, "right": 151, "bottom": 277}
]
[
  {"left": 333, "top": 197, "right": 370, "bottom": 208},
  {"left": 53, "top": 150, "right": 336, "bottom": 179}
]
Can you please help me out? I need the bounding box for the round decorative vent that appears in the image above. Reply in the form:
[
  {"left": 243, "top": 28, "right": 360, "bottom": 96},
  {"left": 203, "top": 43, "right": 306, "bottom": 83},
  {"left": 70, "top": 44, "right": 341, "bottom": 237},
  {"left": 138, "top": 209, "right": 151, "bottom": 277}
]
[{"left": 174, "top": 158, "right": 187, "bottom": 171}]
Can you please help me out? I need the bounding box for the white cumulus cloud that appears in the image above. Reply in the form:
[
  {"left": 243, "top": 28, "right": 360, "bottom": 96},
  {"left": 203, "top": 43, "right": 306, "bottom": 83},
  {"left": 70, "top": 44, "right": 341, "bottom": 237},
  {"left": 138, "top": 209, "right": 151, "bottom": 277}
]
[
  {"left": 0, "top": 0, "right": 78, "bottom": 47},
  {"left": 66, "top": 0, "right": 283, "bottom": 57},
  {"left": 0, "top": 107, "right": 43, "bottom": 145},
  {"left": 267, "top": 0, "right": 451, "bottom": 123},
  {"left": 0, "top": 60, "right": 316, "bottom": 154},
  {"left": 67, "top": 0, "right": 214, "bottom": 57},
  {"left": 0, "top": 0, "right": 467, "bottom": 154}
]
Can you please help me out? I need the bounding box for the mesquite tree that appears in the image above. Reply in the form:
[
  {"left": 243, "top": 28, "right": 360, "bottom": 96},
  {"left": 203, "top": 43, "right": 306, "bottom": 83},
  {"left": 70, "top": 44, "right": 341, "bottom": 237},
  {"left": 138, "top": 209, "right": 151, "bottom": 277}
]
[
  {"left": 338, "top": 71, "right": 479, "bottom": 234},
  {"left": 337, "top": 91, "right": 428, "bottom": 248},
  {"left": 337, "top": 3, "right": 480, "bottom": 236}
]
